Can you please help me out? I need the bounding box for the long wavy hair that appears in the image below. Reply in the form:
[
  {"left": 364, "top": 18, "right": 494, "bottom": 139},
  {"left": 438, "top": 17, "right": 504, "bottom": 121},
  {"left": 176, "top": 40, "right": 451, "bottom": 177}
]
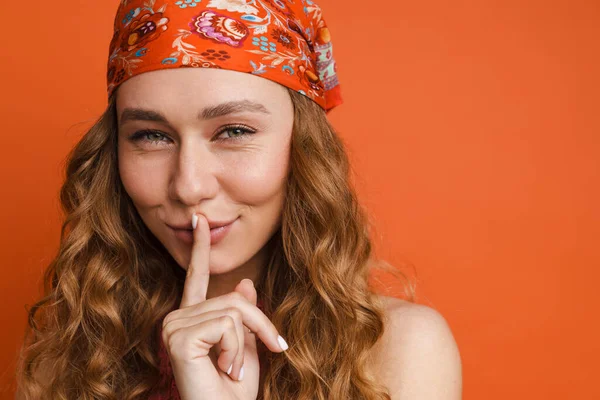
[{"left": 15, "top": 86, "right": 415, "bottom": 399}]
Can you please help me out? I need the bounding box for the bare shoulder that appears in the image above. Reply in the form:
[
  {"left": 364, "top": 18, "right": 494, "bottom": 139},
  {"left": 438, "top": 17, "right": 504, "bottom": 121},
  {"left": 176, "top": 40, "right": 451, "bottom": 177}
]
[{"left": 367, "top": 295, "right": 462, "bottom": 400}]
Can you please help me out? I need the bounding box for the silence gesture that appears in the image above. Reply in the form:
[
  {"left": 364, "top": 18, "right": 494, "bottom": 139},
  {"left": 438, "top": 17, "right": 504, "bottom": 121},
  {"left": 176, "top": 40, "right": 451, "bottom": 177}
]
[{"left": 160, "top": 213, "right": 289, "bottom": 400}]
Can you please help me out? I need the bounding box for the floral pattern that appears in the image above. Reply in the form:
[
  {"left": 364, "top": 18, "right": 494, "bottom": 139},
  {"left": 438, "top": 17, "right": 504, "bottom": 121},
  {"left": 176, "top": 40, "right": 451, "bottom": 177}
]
[
  {"left": 262, "top": 0, "right": 296, "bottom": 19},
  {"left": 189, "top": 10, "right": 249, "bottom": 47},
  {"left": 107, "top": 0, "right": 343, "bottom": 113},
  {"left": 200, "top": 48, "right": 231, "bottom": 61},
  {"left": 270, "top": 26, "right": 296, "bottom": 50},
  {"left": 119, "top": 10, "right": 169, "bottom": 52},
  {"left": 252, "top": 35, "right": 277, "bottom": 52},
  {"left": 175, "top": 0, "right": 200, "bottom": 8}
]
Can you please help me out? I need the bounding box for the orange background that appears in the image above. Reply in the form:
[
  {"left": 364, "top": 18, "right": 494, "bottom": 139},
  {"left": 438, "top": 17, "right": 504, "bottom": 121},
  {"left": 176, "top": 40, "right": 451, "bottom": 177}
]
[{"left": 1, "top": 1, "right": 598, "bottom": 399}]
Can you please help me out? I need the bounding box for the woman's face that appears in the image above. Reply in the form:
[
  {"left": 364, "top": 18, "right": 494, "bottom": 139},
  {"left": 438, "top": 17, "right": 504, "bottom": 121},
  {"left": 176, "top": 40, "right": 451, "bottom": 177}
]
[{"left": 116, "top": 68, "right": 293, "bottom": 275}]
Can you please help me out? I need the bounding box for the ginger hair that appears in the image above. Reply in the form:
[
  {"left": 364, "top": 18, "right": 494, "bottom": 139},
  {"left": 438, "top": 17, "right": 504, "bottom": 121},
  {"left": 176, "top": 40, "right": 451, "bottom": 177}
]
[{"left": 15, "top": 87, "right": 415, "bottom": 399}]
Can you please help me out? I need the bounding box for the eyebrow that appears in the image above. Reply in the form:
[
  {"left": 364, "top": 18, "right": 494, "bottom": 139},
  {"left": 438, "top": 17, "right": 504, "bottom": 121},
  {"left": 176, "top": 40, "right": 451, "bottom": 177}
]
[{"left": 119, "top": 99, "right": 271, "bottom": 125}]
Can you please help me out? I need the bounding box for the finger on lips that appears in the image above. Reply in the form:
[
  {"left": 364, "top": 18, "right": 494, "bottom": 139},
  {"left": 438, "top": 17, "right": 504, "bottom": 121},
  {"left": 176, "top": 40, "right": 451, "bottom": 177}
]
[
  {"left": 179, "top": 213, "right": 211, "bottom": 309},
  {"left": 167, "top": 212, "right": 288, "bottom": 382}
]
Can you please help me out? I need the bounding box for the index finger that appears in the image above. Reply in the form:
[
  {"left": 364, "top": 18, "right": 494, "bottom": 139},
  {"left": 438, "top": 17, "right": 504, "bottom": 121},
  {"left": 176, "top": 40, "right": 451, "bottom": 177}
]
[{"left": 179, "top": 213, "right": 211, "bottom": 309}]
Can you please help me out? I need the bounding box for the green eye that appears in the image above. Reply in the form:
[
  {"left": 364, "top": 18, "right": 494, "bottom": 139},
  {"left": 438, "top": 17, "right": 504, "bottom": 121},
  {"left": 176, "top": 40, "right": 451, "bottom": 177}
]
[
  {"left": 215, "top": 125, "right": 256, "bottom": 142},
  {"left": 128, "top": 124, "right": 257, "bottom": 146},
  {"left": 129, "top": 129, "right": 169, "bottom": 145}
]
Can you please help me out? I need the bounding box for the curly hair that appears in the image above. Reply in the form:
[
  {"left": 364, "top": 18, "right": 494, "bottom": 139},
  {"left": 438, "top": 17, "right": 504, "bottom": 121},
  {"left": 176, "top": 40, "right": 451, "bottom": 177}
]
[{"left": 15, "top": 87, "right": 416, "bottom": 399}]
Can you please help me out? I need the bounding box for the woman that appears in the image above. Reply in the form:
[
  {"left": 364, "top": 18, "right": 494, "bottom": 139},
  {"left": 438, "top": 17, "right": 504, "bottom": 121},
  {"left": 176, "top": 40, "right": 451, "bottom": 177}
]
[{"left": 15, "top": 0, "right": 462, "bottom": 399}]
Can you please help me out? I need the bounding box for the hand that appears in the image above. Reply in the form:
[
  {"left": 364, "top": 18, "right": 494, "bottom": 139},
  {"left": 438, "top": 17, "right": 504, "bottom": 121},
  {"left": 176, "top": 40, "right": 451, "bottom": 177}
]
[{"left": 160, "top": 213, "right": 288, "bottom": 400}]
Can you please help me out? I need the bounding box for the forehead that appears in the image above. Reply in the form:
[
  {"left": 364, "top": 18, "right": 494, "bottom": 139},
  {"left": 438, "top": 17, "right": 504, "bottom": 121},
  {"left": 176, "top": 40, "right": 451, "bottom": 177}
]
[{"left": 115, "top": 67, "right": 290, "bottom": 113}]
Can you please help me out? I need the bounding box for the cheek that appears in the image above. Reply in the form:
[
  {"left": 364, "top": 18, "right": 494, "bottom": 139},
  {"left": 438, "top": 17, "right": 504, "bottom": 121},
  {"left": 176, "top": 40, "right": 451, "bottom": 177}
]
[
  {"left": 118, "top": 151, "right": 168, "bottom": 207},
  {"left": 223, "top": 145, "right": 290, "bottom": 204}
]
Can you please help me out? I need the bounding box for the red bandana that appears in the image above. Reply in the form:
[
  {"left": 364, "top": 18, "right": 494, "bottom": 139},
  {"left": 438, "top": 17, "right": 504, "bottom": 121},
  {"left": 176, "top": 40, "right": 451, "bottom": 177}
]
[{"left": 107, "top": 0, "right": 343, "bottom": 113}]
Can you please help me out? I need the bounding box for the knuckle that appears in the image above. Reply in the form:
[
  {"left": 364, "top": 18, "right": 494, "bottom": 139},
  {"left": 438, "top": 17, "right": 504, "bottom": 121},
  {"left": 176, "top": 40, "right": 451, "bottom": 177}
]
[
  {"left": 162, "top": 310, "right": 179, "bottom": 329},
  {"left": 168, "top": 327, "right": 201, "bottom": 361},
  {"left": 220, "top": 315, "right": 236, "bottom": 329},
  {"left": 227, "top": 291, "right": 246, "bottom": 304},
  {"left": 226, "top": 307, "right": 243, "bottom": 322},
  {"left": 162, "top": 319, "right": 175, "bottom": 339},
  {"left": 162, "top": 322, "right": 176, "bottom": 343},
  {"left": 161, "top": 326, "right": 170, "bottom": 344}
]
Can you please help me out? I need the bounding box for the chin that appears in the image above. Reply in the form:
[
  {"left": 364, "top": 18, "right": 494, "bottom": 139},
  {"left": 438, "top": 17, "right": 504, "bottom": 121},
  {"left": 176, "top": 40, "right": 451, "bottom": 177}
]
[
  {"left": 172, "top": 248, "right": 240, "bottom": 275},
  {"left": 205, "top": 261, "right": 239, "bottom": 275}
]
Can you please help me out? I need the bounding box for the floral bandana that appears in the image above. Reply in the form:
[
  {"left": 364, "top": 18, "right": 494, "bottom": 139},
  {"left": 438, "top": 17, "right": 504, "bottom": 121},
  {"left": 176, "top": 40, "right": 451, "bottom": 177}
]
[{"left": 106, "top": 0, "right": 343, "bottom": 113}]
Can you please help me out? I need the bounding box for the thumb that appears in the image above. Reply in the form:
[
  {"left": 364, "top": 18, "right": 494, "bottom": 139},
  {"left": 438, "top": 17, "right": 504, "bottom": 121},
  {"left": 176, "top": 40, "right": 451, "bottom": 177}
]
[{"left": 234, "top": 278, "right": 257, "bottom": 306}]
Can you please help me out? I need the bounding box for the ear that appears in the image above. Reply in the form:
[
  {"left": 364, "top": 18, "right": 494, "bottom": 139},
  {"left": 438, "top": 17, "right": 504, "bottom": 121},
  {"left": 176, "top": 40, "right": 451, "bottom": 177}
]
[{"left": 234, "top": 278, "right": 257, "bottom": 306}]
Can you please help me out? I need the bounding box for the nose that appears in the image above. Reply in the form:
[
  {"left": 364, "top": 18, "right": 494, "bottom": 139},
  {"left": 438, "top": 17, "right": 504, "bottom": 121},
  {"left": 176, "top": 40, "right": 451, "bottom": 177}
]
[{"left": 168, "top": 139, "right": 219, "bottom": 206}]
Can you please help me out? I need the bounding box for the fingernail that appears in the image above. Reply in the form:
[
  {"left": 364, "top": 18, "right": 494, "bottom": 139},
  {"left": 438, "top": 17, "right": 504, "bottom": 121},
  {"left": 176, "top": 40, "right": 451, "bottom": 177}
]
[
  {"left": 277, "top": 335, "right": 289, "bottom": 351},
  {"left": 192, "top": 213, "right": 198, "bottom": 230},
  {"left": 227, "top": 363, "right": 233, "bottom": 375},
  {"left": 239, "top": 364, "right": 244, "bottom": 381}
]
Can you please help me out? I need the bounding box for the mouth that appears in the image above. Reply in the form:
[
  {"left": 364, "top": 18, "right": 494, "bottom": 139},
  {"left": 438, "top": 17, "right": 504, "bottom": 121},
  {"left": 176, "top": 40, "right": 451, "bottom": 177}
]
[
  {"left": 170, "top": 217, "right": 238, "bottom": 245},
  {"left": 180, "top": 226, "right": 224, "bottom": 231},
  {"left": 168, "top": 217, "right": 238, "bottom": 231}
]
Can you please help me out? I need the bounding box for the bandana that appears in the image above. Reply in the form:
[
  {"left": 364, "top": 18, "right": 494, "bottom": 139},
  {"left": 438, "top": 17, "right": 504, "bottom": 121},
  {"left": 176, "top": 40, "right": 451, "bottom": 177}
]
[{"left": 106, "top": 0, "right": 343, "bottom": 113}]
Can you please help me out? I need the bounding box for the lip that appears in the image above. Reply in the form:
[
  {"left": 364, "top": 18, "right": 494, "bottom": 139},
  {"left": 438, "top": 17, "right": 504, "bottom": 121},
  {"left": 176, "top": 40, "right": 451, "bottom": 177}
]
[
  {"left": 168, "top": 218, "right": 238, "bottom": 230},
  {"left": 169, "top": 217, "right": 238, "bottom": 246}
]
